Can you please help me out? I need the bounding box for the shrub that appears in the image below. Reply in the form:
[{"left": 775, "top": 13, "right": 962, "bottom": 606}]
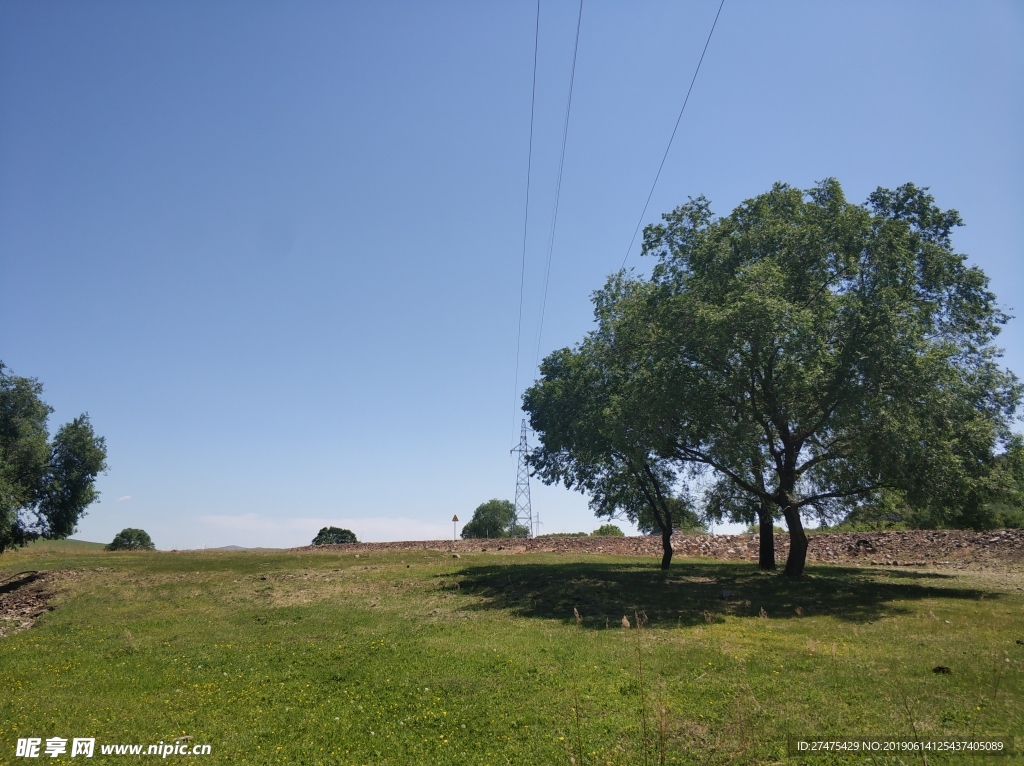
[
  {"left": 592, "top": 524, "right": 624, "bottom": 537},
  {"left": 312, "top": 526, "right": 358, "bottom": 545},
  {"left": 106, "top": 528, "right": 155, "bottom": 551}
]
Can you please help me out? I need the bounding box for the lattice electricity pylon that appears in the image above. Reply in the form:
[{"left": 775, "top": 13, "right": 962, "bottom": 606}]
[{"left": 510, "top": 419, "right": 535, "bottom": 538}]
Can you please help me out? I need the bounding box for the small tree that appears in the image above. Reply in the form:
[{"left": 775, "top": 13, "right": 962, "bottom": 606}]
[
  {"left": 461, "top": 499, "right": 520, "bottom": 539},
  {"left": 106, "top": 528, "right": 155, "bottom": 551},
  {"left": 312, "top": 526, "right": 358, "bottom": 545},
  {"left": 1, "top": 363, "right": 108, "bottom": 555},
  {"left": 592, "top": 524, "right": 624, "bottom": 536},
  {"left": 523, "top": 336, "right": 689, "bottom": 569}
]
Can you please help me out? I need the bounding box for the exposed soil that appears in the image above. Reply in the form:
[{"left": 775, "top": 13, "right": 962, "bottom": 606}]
[
  {"left": 0, "top": 570, "right": 57, "bottom": 638},
  {"left": 295, "top": 528, "right": 1024, "bottom": 570}
]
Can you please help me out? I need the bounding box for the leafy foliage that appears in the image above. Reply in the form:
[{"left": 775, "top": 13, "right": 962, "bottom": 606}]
[
  {"left": 460, "top": 499, "right": 525, "bottom": 539},
  {"left": 591, "top": 524, "right": 624, "bottom": 537},
  {"left": 632, "top": 180, "right": 1019, "bottom": 574},
  {"left": 106, "top": 528, "right": 155, "bottom": 551},
  {"left": 523, "top": 326, "right": 692, "bottom": 568},
  {"left": 0, "top": 363, "right": 108, "bottom": 555},
  {"left": 634, "top": 497, "right": 705, "bottom": 535},
  {"left": 312, "top": 526, "right": 358, "bottom": 545},
  {"left": 525, "top": 180, "right": 1021, "bottom": 576}
]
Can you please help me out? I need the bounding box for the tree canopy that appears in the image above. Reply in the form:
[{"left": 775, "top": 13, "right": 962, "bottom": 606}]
[
  {"left": 1, "top": 363, "right": 108, "bottom": 555},
  {"left": 523, "top": 325, "right": 695, "bottom": 569},
  {"left": 524, "top": 180, "right": 1021, "bottom": 576},
  {"left": 312, "top": 526, "right": 358, "bottom": 545},
  {"left": 106, "top": 528, "right": 155, "bottom": 551},
  {"left": 460, "top": 499, "right": 526, "bottom": 539}
]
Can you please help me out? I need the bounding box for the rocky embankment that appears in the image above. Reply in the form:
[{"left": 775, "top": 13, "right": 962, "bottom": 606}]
[
  {"left": 295, "top": 528, "right": 1024, "bottom": 569},
  {"left": 0, "top": 571, "right": 54, "bottom": 637}
]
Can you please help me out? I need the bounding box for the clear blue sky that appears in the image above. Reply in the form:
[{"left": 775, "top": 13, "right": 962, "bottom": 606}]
[{"left": 2, "top": 1, "right": 1021, "bottom": 548}]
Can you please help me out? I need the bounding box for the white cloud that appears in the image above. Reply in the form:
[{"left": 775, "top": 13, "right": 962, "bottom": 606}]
[
  {"left": 116, "top": 495, "right": 133, "bottom": 502},
  {"left": 197, "top": 514, "right": 451, "bottom": 544}
]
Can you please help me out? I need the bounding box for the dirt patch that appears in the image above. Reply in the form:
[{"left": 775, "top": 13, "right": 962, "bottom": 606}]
[
  {"left": 0, "top": 571, "right": 55, "bottom": 638},
  {"left": 293, "top": 529, "right": 1024, "bottom": 570}
]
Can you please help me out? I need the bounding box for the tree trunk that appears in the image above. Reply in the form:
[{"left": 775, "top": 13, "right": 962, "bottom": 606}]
[
  {"left": 757, "top": 506, "right": 776, "bottom": 571},
  {"left": 660, "top": 529, "right": 673, "bottom": 570},
  {"left": 781, "top": 505, "right": 807, "bottom": 577},
  {"left": 637, "top": 461, "right": 674, "bottom": 570}
]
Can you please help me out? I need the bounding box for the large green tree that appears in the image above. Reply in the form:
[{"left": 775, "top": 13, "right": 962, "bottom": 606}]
[
  {"left": 0, "top": 363, "right": 108, "bottom": 554},
  {"left": 613, "top": 179, "right": 1020, "bottom": 576}
]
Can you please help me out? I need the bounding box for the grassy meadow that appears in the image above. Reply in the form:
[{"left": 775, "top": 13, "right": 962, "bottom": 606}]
[{"left": 0, "top": 541, "right": 1022, "bottom": 765}]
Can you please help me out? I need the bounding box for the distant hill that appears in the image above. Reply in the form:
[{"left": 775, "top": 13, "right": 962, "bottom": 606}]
[
  {"left": 13, "top": 540, "right": 283, "bottom": 553},
  {"left": 24, "top": 538, "right": 106, "bottom": 551}
]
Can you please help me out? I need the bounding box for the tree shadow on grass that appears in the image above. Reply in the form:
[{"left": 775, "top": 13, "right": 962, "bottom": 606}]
[{"left": 451, "top": 560, "right": 998, "bottom": 628}]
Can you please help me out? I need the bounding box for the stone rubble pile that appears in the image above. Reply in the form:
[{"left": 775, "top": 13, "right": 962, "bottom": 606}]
[
  {"left": 0, "top": 571, "right": 54, "bottom": 638},
  {"left": 295, "top": 528, "right": 1024, "bottom": 568}
]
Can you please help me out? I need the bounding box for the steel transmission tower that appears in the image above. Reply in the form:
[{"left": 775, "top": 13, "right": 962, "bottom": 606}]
[{"left": 511, "top": 419, "right": 535, "bottom": 537}]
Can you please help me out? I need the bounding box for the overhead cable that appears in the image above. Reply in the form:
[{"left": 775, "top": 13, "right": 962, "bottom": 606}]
[
  {"left": 510, "top": 0, "right": 542, "bottom": 447},
  {"left": 533, "top": 0, "right": 585, "bottom": 370},
  {"left": 620, "top": 0, "right": 725, "bottom": 270}
]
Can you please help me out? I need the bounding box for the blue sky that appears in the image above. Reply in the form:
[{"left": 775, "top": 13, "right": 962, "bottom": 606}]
[{"left": 1, "top": 1, "right": 1021, "bottom": 548}]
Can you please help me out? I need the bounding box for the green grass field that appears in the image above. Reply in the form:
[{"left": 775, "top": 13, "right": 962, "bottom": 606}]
[{"left": 1, "top": 543, "right": 1021, "bottom": 765}]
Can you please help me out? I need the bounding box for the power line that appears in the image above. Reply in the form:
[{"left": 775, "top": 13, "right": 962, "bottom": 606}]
[
  {"left": 620, "top": 0, "right": 725, "bottom": 270},
  {"left": 534, "top": 0, "right": 584, "bottom": 370},
  {"left": 510, "top": 0, "right": 542, "bottom": 447}
]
